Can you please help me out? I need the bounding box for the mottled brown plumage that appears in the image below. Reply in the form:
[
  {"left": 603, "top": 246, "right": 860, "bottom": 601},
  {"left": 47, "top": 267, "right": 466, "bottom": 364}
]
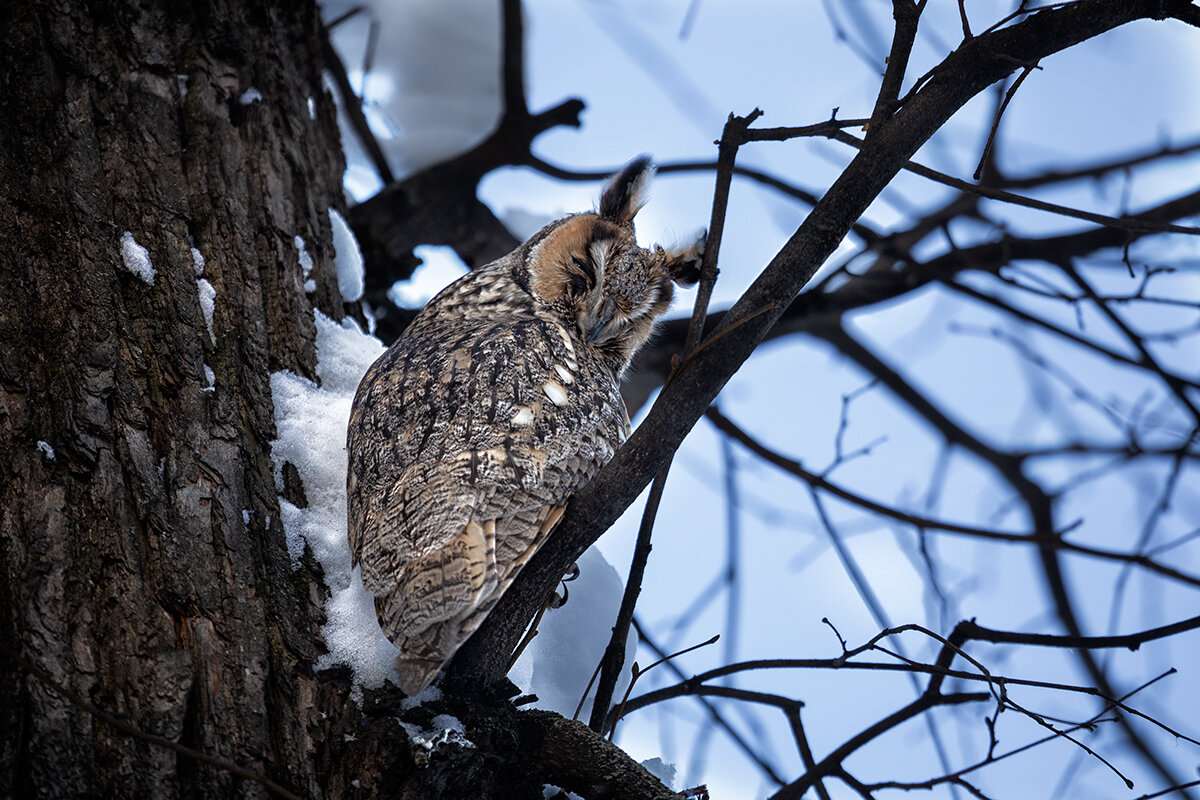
[{"left": 347, "top": 157, "right": 703, "bottom": 694}]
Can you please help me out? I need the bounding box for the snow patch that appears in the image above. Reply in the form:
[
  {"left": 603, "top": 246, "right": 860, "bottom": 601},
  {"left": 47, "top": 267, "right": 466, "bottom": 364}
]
[
  {"left": 196, "top": 278, "right": 216, "bottom": 344},
  {"left": 329, "top": 207, "right": 365, "bottom": 302},
  {"left": 202, "top": 364, "right": 215, "bottom": 391},
  {"left": 36, "top": 441, "right": 55, "bottom": 460},
  {"left": 119, "top": 231, "right": 155, "bottom": 285},
  {"left": 307, "top": 96, "right": 317, "bottom": 120},
  {"left": 640, "top": 757, "right": 677, "bottom": 790},
  {"left": 239, "top": 87, "right": 263, "bottom": 105},
  {"left": 295, "top": 235, "right": 316, "bottom": 293},
  {"left": 400, "top": 684, "right": 443, "bottom": 711},
  {"left": 190, "top": 246, "right": 206, "bottom": 277},
  {"left": 295, "top": 235, "right": 314, "bottom": 276},
  {"left": 509, "top": 547, "right": 636, "bottom": 720},
  {"left": 542, "top": 787, "right": 585, "bottom": 800},
  {"left": 397, "top": 724, "right": 471, "bottom": 753},
  {"left": 399, "top": 716, "right": 475, "bottom": 753},
  {"left": 430, "top": 714, "right": 466, "bottom": 735},
  {"left": 269, "top": 311, "right": 395, "bottom": 689}
]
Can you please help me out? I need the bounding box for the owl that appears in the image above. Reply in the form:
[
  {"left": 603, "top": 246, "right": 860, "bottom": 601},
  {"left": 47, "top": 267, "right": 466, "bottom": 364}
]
[{"left": 346, "top": 156, "right": 703, "bottom": 695}]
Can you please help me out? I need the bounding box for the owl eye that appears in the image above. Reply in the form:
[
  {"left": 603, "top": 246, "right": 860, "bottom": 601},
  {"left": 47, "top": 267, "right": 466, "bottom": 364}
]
[{"left": 568, "top": 256, "right": 596, "bottom": 294}]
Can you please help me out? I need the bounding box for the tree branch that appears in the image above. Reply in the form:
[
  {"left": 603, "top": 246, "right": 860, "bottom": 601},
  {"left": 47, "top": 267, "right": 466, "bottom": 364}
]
[
  {"left": 587, "top": 109, "right": 757, "bottom": 733},
  {"left": 519, "top": 711, "right": 679, "bottom": 800},
  {"left": 770, "top": 692, "right": 989, "bottom": 800},
  {"left": 865, "top": 1, "right": 922, "bottom": 137}
]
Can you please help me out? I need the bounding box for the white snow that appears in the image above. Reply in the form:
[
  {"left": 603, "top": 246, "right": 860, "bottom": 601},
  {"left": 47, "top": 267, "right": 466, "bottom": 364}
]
[
  {"left": 430, "top": 714, "right": 466, "bottom": 734},
  {"left": 387, "top": 245, "right": 468, "bottom": 308},
  {"left": 399, "top": 718, "right": 476, "bottom": 752},
  {"left": 202, "top": 364, "right": 215, "bottom": 391},
  {"left": 542, "top": 786, "right": 584, "bottom": 800},
  {"left": 295, "top": 235, "right": 314, "bottom": 276},
  {"left": 190, "top": 246, "right": 206, "bottom": 277},
  {"left": 510, "top": 547, "right": 637, "bottom": 721},
  {"left": 295, "top": 235, "right": 316, "bottom": 293},
  {"left": 196, "top": 278, "right": 216, "bottom": 344},
  {"left": 36, "top": 441, "right": 55, "bottom": 460},
  {"left": 119, "top": 231, "right": 155, "bottom": 285},
  {"left": 239, "top": 87, "right": 263, "bottom": 105},
  {"left": 269, "top": 311, "right": 396, "bottom": 690},
  {"left": 193, "top": 244, "right": 214, "bottom": 343},
  {"left": 329, "top": 208, "right": 365, "bottom": 302},
  {"left": 307, "top": 96, "right": 317, "bottom": 120},
  {"left": 640, "top": 757, "right": 677, "bottom": 790},
  {"left": 400, "top": 684, "right": 443, "bottom": 711}
]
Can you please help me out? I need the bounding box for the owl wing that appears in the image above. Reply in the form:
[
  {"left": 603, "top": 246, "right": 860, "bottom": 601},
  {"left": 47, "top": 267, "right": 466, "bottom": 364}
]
[{"left": 346, "top": 313, "right": 625, "bottom": 693}]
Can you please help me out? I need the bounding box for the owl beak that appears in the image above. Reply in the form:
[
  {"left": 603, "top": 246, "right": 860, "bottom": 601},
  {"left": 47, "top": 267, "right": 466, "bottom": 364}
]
[{"left": 587, "top": 302, "right": 615, "bottom": 344}]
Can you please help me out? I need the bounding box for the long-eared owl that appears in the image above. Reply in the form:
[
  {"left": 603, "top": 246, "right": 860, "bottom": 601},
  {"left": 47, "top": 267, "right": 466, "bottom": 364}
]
[{"left": 346, "top": 157, "right": 703, "bottom": 695}]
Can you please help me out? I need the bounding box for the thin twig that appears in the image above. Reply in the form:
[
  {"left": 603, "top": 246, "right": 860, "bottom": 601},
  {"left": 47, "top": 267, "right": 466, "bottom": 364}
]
[
  {"left": 320, "top": 22, "right": 395, "bottom": 185},
  {"left": 831, "top": 129, "right": 1200, "bottom": 235},
  {"left": 974, "top": 64, "right": 1038, "bottom": 180},
  {"left": 865, "top": 1, "right": 923, "bottom": 137},
  {"left": 632, "top": 620, "right": 788, "bottom": 785},
  {"left": 587, "top": 463, "right": 671, "bottom": 733},
  {"left": 587, "top": 109, "right": 759, "bottom": 733},
  {"left": 608, "top": 634, "right": 721, "bottom": 740}
]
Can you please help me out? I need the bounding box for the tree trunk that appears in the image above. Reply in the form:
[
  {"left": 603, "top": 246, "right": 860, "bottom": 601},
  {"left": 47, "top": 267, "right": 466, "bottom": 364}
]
[{"left": 0, "top": 0, "right": 365, "bottom": 794}]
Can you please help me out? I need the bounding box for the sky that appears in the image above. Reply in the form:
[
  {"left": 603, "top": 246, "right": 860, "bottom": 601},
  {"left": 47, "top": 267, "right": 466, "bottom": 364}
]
[{"left": 319, "top": 2, "right": 1200, "bottom": 798}]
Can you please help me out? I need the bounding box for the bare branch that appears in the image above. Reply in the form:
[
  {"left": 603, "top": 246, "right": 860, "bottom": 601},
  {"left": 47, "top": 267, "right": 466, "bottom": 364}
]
[
  {"left": 320, "top": 20, "right": 395, "bottom": 185},
  {"left": 830, "top": 129, "right": 1200, "bottom": 235},
  {"left": 865, "top": 1, "right": 922, "bottom": 136}
]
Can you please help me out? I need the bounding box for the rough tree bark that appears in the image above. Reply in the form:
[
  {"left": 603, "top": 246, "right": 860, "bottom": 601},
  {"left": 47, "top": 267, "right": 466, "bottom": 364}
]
[
  {"left": 0, "top": 0, "right": 345, "bottom": 795},
  {"left": 0, "top": 1, "right": 674, "bottom": 798}
]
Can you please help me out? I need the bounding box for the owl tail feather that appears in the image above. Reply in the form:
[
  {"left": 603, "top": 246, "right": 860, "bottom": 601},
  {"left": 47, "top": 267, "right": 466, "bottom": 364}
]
[{"left": 393, "top": 653, "right": 445, "bottom": 697}]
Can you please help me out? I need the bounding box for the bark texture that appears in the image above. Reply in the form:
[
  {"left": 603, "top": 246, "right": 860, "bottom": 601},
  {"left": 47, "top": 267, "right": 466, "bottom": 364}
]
[{"left": 0, "top": 0, "right": 345, "bottom": 795}]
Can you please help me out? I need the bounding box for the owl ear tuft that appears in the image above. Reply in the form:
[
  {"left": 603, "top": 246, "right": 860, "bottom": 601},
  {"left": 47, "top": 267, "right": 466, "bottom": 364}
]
[
  {"left": 660, "top": 229, "right": 706, "bottom": 287},
  {"left": 599, "top": 155, "right": 655, "bottom": 224}
]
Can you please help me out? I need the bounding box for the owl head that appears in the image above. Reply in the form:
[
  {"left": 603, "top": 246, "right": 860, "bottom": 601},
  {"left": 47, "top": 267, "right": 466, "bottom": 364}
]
[{"left": 517, "top": 156, "right": 704, "bottom": 376}]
